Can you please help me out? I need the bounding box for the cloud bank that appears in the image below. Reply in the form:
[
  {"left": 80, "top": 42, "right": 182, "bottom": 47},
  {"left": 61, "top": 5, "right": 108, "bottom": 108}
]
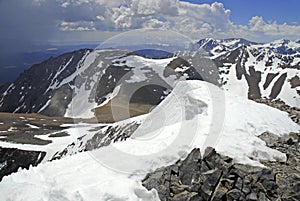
[
  {"left": 0, "top": 0, "right": 299, "bottom": 50},
  {"left": 50, "top": 0, "right": 300, "bottom": 42}
]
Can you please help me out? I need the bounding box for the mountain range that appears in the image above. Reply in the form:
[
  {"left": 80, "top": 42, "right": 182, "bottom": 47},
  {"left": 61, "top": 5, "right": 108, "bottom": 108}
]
[{"left": 0, "top": 38, "right": 299, "bottom": 122}]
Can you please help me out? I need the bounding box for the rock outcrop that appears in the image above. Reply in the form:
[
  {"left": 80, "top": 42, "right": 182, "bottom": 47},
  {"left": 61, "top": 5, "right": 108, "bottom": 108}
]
[
  {"left": 142, "top": 146, "right": 299, "bottom": 201},
  {"left": 0, "top": 147, "right": 46, "bottom": 181},
  {"left": 51, "top": 121, "right": 140, "bottom": 160}
]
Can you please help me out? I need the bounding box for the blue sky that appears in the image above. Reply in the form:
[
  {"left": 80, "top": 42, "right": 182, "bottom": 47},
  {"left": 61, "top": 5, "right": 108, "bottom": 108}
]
[{"left": 182, "top": 0, "right": 300, "bottom": 25}]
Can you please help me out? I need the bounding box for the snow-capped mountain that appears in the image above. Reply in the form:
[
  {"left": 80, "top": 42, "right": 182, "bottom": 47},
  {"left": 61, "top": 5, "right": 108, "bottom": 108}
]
[
  {"left": 0, "top": 49, "right": 203, "bottom": 121},
  {"left": 211, "top": 39, "right": 300, "bottom": 107},
  {"left": 197, "top": 38, "right": 258, "bottom": 56},
  {"left": 0, "top": 38, "right": 299, "bottom": 121}
]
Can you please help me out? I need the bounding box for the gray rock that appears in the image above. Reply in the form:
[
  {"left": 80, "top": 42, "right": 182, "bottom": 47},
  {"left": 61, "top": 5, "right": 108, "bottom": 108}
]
[
  {"left": 179, "top": 148, "right": 201, "bottom": 185},
  {"left": 211, "top": 187, "right": 228, "bottom": 201},
  {"left": 258, "top": 191, "right": 267, "bottom": 201},
  {"left": 226, "top": 189, "right": 245, "bottom": 201},
  {"left": 235, "top": 177, "right": 243, "bottom": 190},
  {"left": 142, "top": 146, "right": 297, "bottom": 201},
  {"left": 247, "top": 192, "right": 258, "bottom": 201}
]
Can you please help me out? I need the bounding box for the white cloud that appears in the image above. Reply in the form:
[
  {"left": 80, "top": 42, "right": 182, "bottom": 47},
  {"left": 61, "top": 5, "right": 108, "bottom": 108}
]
[
  {"left": 32, "top": 0, "right": 300, "bottom": 42},
  {"left": 248, "top": 16, "right": 300, "bottom": 38},
  {"left": 60, "top": 21, "right": 96, "bottom": 31},
  {"left": 142, "top": 19, "right": 170, "bottom": 29}
]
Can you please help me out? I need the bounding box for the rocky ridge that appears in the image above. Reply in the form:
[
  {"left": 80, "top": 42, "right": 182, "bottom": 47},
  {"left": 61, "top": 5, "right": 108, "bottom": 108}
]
[
  {"left": 51, "top": 120, "right": 140, "bottom": 160},
  {"left": 143, "top": 142, "right": 300, "bottom": 201}
]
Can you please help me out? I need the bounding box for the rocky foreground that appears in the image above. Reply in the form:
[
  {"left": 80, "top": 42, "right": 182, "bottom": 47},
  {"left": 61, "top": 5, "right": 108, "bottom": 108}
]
[
  {"left": 142, "top": 132, "right": 300, "bottom": 201},
  {"left": 260, "top": 132, "right": 300, "bottom": 200}
]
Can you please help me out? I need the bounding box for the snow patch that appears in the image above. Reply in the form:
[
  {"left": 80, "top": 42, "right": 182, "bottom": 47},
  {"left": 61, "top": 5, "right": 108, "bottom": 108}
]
[
  {"left": 26, "top": 124, "right": 40, "bottom": 129},
  {"left": 38, "top": 99, "right": 51, "bottom": 113}
]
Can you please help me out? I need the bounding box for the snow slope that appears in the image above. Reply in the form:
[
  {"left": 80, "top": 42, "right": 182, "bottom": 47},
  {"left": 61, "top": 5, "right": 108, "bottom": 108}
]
[{"left": 0, "top": 80, "right": 299, "bottom": 201}]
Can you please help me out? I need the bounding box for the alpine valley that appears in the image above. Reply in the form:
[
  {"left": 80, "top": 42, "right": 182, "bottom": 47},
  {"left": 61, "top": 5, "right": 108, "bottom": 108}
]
[{"left": 0, "top": 38, "right": 299, "bottom": 201}]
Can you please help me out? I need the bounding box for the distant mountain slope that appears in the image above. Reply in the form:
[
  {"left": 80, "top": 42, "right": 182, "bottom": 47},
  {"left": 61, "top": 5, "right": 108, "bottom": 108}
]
[
  {"left": 197, "top": 38, "right": 258, "bottom": 56},
  {"left": 0, "top": 48, "right": 203, "bottom": 121},
  {"left": 0, "top": 44, "right": 98, "bottom": 85},
  {"left": 211, "top": 39, "right": 300, "bottom": 107},
  {"left": 0, "top": 49, "right": 91, "bottom": 116}
]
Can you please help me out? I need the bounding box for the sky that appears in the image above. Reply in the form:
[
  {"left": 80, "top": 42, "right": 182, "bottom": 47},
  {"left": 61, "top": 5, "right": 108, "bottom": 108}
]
[
  {"left": 0, "top": 0, "right": 299, "bottom": 62},
  {"left": 0, "top": 0, "right": 299, "bottom": 51}
]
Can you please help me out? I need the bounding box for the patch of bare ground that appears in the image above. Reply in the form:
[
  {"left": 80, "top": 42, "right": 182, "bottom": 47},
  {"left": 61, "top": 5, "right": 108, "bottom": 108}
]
[
  {"left": 0, "top": 112, "right": 88, "bottom": 145},
  {"left": 93, "top": 100, "right": 154, "bottom": 123}
]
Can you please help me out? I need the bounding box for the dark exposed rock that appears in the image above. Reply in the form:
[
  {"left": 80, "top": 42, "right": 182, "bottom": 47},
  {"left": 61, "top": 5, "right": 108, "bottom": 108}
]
[
  {"left": 48, "top": 132, "right": 70, "bottom": 138},
  {"left": 51, "top": 121, "right": 140, "bottom": 160},
  {"left": 0, "top": 48, "right": 204, "bottom": 121},
  {"left": 289, "top": 75, "right": 300, "bottom": 89},
  {"left": 85, "top": 122, "right": 139, "bottom": 150},
  {"left": 263, "top": 73, "right": 279, "bottom": 90},
  {"left": 143, "top": 145, "right": 299, "bottom": 201},
  {"left": 212, "top": 40, "right": 300, "bottom": 108},
  {"left": 130, "top": 84, "right": 169, "bottom": 106},
  {"left": 226, "top": 189, "right": 245, "bottom": 201},
  {"left": 41, "top": 84, "right": 73, "bottom": 117},
  {"left": 0, "top": 147, "right": 46, "bottom": 181},
  {"left": 245, "top": 66, "right": 262, "bottom": 99},
  {"left": 0, "top": 112, "right": 94, "bottom": 182},
  {"left": 269, "top": 73, "right": 287, "bottom": 99},
  {"left": 178, "top": 148, "right": 201, "bottom": 185}
]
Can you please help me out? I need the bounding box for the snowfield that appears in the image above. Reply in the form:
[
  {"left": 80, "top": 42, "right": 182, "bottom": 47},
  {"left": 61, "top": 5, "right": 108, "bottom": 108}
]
[{"left": 0, "top": 80, "right": 299, "bottom": 201}]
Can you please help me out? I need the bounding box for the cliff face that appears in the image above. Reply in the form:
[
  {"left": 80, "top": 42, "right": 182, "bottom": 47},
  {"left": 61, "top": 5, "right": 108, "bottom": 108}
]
[{"left": 0, "top": 147, "right": 46, "bottom": 182}]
